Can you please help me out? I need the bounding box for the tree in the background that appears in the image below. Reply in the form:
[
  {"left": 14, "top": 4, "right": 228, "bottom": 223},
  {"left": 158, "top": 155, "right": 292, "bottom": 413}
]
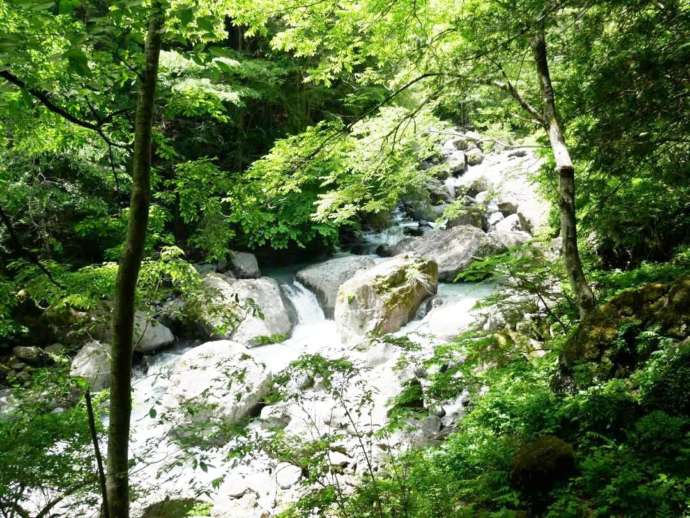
[{"left": 241, "top": 0, "right": 604, "bottom": 315}]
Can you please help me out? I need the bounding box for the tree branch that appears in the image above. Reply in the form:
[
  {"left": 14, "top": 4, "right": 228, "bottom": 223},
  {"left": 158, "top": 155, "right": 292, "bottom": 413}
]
[
  {"left": 0, "top": 69, "right": 130, "bottom": 149},
  {"left": 491, "top": 77, "right": 546, "bottom": 127},
  {"left": 0, "top": 203, "right": 64, "bottom": 289}
]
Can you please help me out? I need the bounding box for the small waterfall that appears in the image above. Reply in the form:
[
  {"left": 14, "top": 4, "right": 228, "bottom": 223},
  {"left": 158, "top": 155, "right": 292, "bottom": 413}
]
[
  {"left": 282, "top": 281, "right": 326, "bottom": 324},
  {"left": 360, "top": 206, "right": 423, "bottom": 253}
]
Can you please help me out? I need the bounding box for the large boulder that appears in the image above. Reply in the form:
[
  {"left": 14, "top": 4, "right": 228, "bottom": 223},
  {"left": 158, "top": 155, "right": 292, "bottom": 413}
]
[
  {"left": 203, "top": 274, "right": 293, "bottom": 346},
  {"left": 510, "top": 436, "right": 576, "bottom": 500},
  {"left": 162, "top": 340, "right": 272, "bottom": 432},
  {"left": 227, "top": 251, "right": 261, "bottom": 279},
  {"left": 296, "top": 255, "right": 379, "bottom": 318},
  {"left": 70, "top": 340, "right": 110, "bottom": 391},
  {"left": 133, "top": 312, "right": 175, "bottom": 353},
  {"left": 334, "top": 255, "right": 438, "bottom": 345},
  {"left": 391, "top": 226, "right": 504, "bottom": 282}
]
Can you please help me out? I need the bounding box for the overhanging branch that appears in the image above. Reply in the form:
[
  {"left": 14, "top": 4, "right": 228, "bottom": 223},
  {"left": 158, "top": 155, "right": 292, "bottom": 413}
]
[{"left": 0, "top": 69, "right": 130, "bottom": 149}]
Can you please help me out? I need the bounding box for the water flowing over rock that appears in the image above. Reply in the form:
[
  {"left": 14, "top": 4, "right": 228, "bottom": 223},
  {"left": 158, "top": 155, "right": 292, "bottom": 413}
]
[
  {"left": 391, "top": 225, "right": 504, "bottom": 282},
  {"left": 162, "top": 340, "right": 272, "bottom": 433},
  {"left": 70, "top": 340, "right": 110, "bottom": 391},
  {"left": 296, "top": 255, "right": 379, "bottom": 317},
  {"left": 203, "top": 274, "right": 292, "bottom": 346},
  {"left": 334, "top": 254, "right": 439, "bottom": 345}
]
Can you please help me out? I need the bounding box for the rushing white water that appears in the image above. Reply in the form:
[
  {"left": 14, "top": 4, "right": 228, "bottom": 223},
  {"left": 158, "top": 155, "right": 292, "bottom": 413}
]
[
  {"left": 360, "top": 206, "right": 425, "bottom": 252},
  {"left": 118, "top": 268, "right": 495, "bottom": 516},
  {"left": 281, "top": 281, "right": 325, "bottom": 324}
]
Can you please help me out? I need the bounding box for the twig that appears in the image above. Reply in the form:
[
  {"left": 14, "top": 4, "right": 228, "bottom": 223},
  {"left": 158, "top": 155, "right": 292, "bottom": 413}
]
[
  {"left": 0, "top": 203, "right": 64, "bottom": 289},
  {"left": 85, "top": 391, "right": 109, "bottom": 518}
]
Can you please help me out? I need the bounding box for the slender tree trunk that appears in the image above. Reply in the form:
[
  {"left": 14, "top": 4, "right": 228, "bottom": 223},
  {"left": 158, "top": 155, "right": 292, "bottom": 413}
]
[
  {"left": 106, "top": 4, "right": 163, "bottom": 518},
  {"left": 531, "top": 30, "right": 595, "bottom": 318}
]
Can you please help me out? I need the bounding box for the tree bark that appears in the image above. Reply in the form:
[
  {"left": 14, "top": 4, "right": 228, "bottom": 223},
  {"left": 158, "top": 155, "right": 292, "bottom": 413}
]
[
  {"left": 106, "top": 4, "right": 163, "bottom": 518},
  {"left": 531, "top": 30, "right": 595, "bottom": 318}
]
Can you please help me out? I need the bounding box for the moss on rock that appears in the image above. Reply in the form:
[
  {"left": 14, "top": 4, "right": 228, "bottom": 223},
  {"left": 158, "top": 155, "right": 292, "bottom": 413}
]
[
  {"left": 557, "top": 276, "right": 690, "bottom": 389},
  {"left": 510, "top": 435, "right": 576, "bottom": 500}
]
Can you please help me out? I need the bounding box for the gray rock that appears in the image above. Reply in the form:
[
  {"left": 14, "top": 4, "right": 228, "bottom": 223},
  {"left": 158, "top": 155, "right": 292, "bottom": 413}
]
[
  {"left": 447, "top": 151, "right": 467, "bottom": 175},
  {"left": 222, "top": 474, "right": 250, "bottom": 498},
  {"left": 276, "top": 462, "right": 302, "bottom": 489},
  {"left": 133, "top": 312, "right": 175, "bottom": 353},
  {"left": 495, "top": 213, "right": 522, "bottom": 233},
  {"left": 490, "top": 229, "right": 531, "bottom": 248},
  {"left": 403, "top": 198, "right": 447, "bottom": 222},
  {"left": 329, "top": 451, "right": 352, "bottom": 468},
  {"left": 497, "top": 200, "right": 519, "bottom": 216},
  {"left": 12, "top": 346, "right": 50, "bottom": 366},
  {"left": 487, "top": 211, "right": 505, "bottom": 227},
  {"left": 426, "top": 177, "right": 453, "bottom": 204},
  {"left": 466, "top": 147, "right": 484, "bottom": 166},
  {"left": 228, "top": 251, "right": 261, "bottom": 279},
  {"left": 202, "top": 274, "right": 292, "bottom": 346},
  {"left": 491, "top": 213, "right": 532, "bottom": 248},
  {"left": 296, "top": 255, "right": 378, "bottom": 318},
  {"left": 70, "top": 340, "right": 110, "bottom": 391},
  {"left": 445, "top": 199, "right": 488, "bottom": 231},
  {"left": 194, "top": 263, "right": 216, "bottom": 275},
  {"left": 334, "top": 255, "right": 438, "bottom": 345},
  {"left": 391, "top": 226, "right": 504, "bottom": 282},
  {"left": 162, "top": 340, "right": 272, "bottom": 432}
]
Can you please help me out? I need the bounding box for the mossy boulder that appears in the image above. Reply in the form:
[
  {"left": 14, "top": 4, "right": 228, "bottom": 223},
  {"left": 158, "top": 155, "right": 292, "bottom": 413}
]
[
  {"left": 334, "top": 254, "right": 438, "bottom": 345},
  {"left": 557, "top": 276, "right": 690, "bottom": 389},
  {"left": 142, "top": 498, "right": 210, "bottom": 517},
  {"left": 510, "top": 435, "right": 576, "bottom": 500}
]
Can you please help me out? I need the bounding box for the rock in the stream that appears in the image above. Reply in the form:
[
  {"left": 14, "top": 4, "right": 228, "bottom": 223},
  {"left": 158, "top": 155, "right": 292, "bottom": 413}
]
[
  {"left": 133, "top": 312, "right": 175, "bottom": 353},
  {"left": 490, "top": 213, "right": 532, "bottom": 248},
  {"left": 222, "top": 474, "right": 251, "bottom": 498},
  {"left": 425, "top": 177, "right": 453, "bottom": 204},
  {"left": 334, "top": 255, "right": 438, "bottom": 345},
  {"left": 276, "top": 462, "right": 302, "bottom": 489},
  {"left": 391, "top": 225, "right": 504, "bottom": 282},
  {"left": 95, "top": 311, "right": 174, "bottom": 353},
  {"left": 203, "top": 274, "right": 292, "bottom": 346},
  {"left": 444, "top": 197, "right": 488, "bottom": 231},
  {"left": 296, "top": 255, "right": 379, "bottom": 318},
  {"left": 70, "top": 340, "right": 110, "bottom": 391},
  {"left": 446, "top": 151, "right": 467, "bottom": 175},
  {"left": 162, "top": 340, "right": 272, "bottom": 432},
  {"left": 466, "top": 147, "right": 484, "bottom": 166},
  {"left": 227, "top": 251, "right": 261, "bottom": 279}
]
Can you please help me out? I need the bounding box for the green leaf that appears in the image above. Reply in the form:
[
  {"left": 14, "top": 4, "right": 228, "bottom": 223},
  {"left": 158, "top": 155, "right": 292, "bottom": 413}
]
[{"left": 65, "top": 48, "right": 90, "bottom": 76}]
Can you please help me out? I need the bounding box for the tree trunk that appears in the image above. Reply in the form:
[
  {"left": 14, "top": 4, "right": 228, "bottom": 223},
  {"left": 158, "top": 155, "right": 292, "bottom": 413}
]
[
  {"left": 531, "top": 30, "right": 595, "bottom": 318},
  {"left": 106, "top": 4, "right": 163, "bottom": 518}
]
